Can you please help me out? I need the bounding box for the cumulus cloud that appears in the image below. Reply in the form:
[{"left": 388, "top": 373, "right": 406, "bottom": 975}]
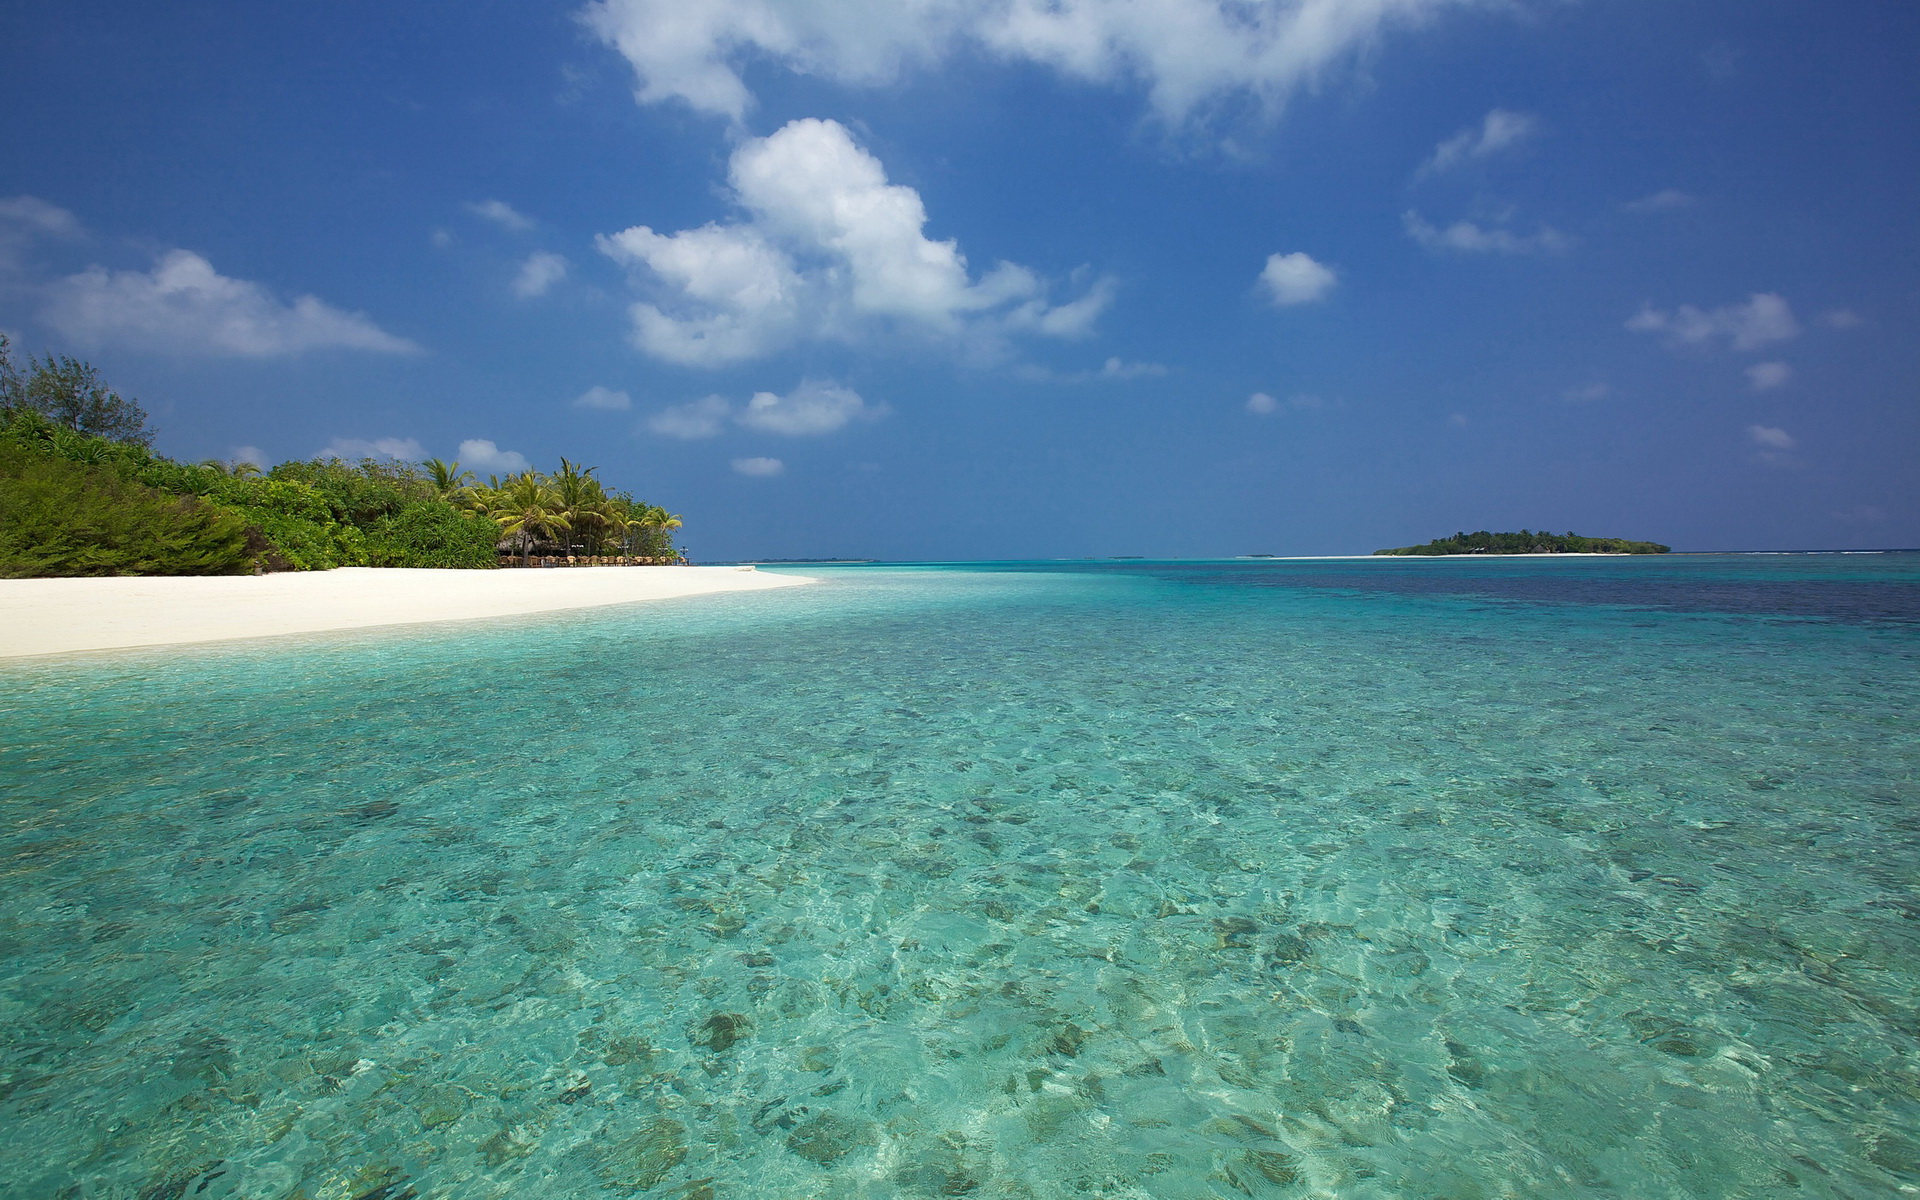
[
  {"left": 320, "top": 437, "right": 426, "bottom": 462},
  {"left": 649, "top": 394, "right": 733, "bottom": 439},
  {"left": 1013, "top": 356, "right": 1168, "bottom": 383},
  {"left": 1626, "top": 292, "right": 1798, "bottom": 352},
  {"left": 738, "top": 380, "right": 885, "bottom": 435},
  {"left": 573, "top": 385, "right": 633, "bottom": 410},
  {"left": 1247, "top": 391, "right": 1322, "bottom": 414},
  {"left": 1, "top": 196, "right": 82, "bottom": 275},
  {"left": 1421, "top": 109, "right": 1537, "bottom": 174},
  {"left": 1404, "top": 211, "right": 1570, "bottom": 255},
  {"left": 732, "top": 455, "right": 785, "bottom": 477},
  {"left": 458, "top": 438, "right": 531, "bottom": 473},
  {"left": 467, "top": 199, "right": 533, "bottom": 230},
  {"left": 582, "top": 0, "right": 1494, "bottom": 126},
  {"left": 1258, "top": 251, "right": 1336, "bottom": 305},
  {"left": 599, "top": 118, "right": 1108, "bottom": 364},
  {"left": 1096, "top": 357, "right": 1167, "bottom": 380},
  {"left": 41, "top": 250, "right": 418, "bottom": 356},
  {"left": 649, "top": 380, "right": 885, "bottom": 438},
  {"left": 0, "top": 195, "right": 83, "bottom": 241},
  {"left": 230, "top": 445, "right": 269, "bottom": 469},
  {"left": 1820, "top": 309, "right": 1861, "bottom": 329},
  {"left": 1622, "top": 189, "right": 1694, "bottom": 213},
  {"left": 513, "top": 251, "right": 569, "bottom": 298},
  {"left": 1562, "top": 382, "right": 1610, "bottom": 403},
  {"left": 1746, "top": 361, "right": 1791, "bottom": 391},
  {"left": 1748, "top": 425, "right": 1793, "bottom": 450}
]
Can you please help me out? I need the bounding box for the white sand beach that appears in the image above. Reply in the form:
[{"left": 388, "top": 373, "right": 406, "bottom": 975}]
[{"left": 0, "top": 566, "right": 813, "bottom": 659}]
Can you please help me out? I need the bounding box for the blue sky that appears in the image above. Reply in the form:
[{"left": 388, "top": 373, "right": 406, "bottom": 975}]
[{"left": 2, "top": 0, "right": 1915, "bottom": 558}]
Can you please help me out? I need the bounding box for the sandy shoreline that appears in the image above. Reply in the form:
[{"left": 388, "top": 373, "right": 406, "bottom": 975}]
[{"left": 0, "top": 566, "right": 813, "bottom": 659}]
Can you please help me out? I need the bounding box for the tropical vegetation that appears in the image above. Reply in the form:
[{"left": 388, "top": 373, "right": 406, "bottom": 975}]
[
  {"left": 1376, "top": 530, "right": 1671, "bottom": 556},
  {"left": 0, "top": 336, "right": 684, "bottom": 577}
]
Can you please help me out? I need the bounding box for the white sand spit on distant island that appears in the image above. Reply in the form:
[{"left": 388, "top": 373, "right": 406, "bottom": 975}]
[{"left": 0, "top": 566, "right": 814, "bottom": 659}]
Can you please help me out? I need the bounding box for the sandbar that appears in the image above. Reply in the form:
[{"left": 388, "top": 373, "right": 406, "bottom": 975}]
[{"left": 0, "top": 566, "right": 813, "bottom": 659}]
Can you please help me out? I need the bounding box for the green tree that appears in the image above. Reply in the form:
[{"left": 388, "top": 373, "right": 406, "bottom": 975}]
[
  {"left": 551, "top": 457, "right": 612, "bottom": 555},
  {"left": 0, "top": 334, "right": 23, "bottom": 410},
  {"left": 487, "top": 470, "right": 569, "bottom": 565},
  {"left": 643, "top": 505, "right": 683, "bottom": 559},
  {"left": 424, "top": 457, "right": 475, "bottom": 501},
  {"left": 7, "top": 349, "right": 155, "bottom": 445}
]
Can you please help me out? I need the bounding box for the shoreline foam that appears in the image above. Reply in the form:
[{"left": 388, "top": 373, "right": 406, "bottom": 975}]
[{"left": 0, "top": 566, "right": 814, "bottom": 659}]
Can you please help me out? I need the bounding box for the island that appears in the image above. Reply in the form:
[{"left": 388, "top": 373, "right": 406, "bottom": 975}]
[{"left": 1375, "top": 530, "right": 1671, "bottom": 556}]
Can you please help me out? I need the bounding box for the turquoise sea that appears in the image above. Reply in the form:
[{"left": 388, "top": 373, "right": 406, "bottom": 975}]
[{"left": 3, "top": 555, "right": 1918, "bottom": 1199}]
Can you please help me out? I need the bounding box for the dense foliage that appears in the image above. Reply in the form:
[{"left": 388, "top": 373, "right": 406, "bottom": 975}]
[
  {"left": 0, "top": 340, "right": 685, "bottom": 576},
  {"left": 0, "top": 442, "right": 254, "bottom": 577},
  {"left": 1376, "top": 530, "right": 1671, "bottom": 556},
  {"left": 449, "top": 456, "right": 682, "bottom": 566}
]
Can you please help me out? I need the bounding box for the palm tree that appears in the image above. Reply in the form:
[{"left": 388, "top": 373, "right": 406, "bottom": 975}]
[
  {"left": 550, "top": 457, "right": 611, "bottom": 556},
  {"left": 424, "top": 458, "right": 477, "bottom": 509},
  {"left": 643, "top": 505, "right": 684, "bottom": 560},
  {"left": 487, "top": 471, "right": 569, "bottom": 565}
]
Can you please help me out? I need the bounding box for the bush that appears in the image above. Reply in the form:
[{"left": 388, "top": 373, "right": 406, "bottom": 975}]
[
  {"left": 270, "top": 458, "right": 434, "bottom": 525},
  {"left": 0, "top": 443, "right": 253, "bottom": 577},
  {"left": 365, "top": 502, "right": 499, "bottom": 568}
]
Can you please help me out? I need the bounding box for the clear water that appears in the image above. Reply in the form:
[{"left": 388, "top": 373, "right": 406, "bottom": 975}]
[{"left": 3, "top": 555, "right": 1918, "bottom": 1199}]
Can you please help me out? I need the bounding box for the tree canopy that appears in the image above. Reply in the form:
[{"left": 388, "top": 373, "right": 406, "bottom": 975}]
[
  {"left": 1375, "top": 530, "right": 1671, "bottom": 556},
  {"left": 0, "top": 334, "right": 153, "bottom": 446}
]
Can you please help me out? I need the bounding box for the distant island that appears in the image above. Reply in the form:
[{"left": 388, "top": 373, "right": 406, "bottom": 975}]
[{"left": 1376, "top": 530, "right": 1671, "bottom": 556}]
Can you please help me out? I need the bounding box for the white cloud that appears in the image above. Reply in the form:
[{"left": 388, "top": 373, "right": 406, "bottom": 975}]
[
  {"left": 1404, "top": 211, "right": 1570, "bottom": 255},
  {"left": 230, "top": 445, "right": 269, "bottom": 469},
  {"left": 601, "top": 222, "right": 805, "bottom": 364},
  {"left": 732, "top": 455, "right": 785, "bottom": 477},
  {"left": 0, "top": 195, "right": 83, "bottom": 239},
  {"left": 1746, "top": 361, "right": 1792, "bottom": 391},
  {"left": 582, "top": 0, "right": 1495, "bottom": 126},
  {"left": 738, "top": 380, "right": 884, "bottom": 435},
  {"left": 1013, "top": 356, "right": 1168, "bottom": 383},
  {"left": 467, "top": 199, "right": 533, "bottom": 230},
  {"left": 1258, "top": 251, "right": 1336, "bottom": 305},
  {"left": 430, "top": 228, "right": 456, "bottom": 248},
  {"left": 573, "top": 385, "right": 633, "bottom": 410},
  {"left": 1748, "top": 424, "right": 1793, "bottom": 450},
  {"left": 1627, "top": 292, "right": 1798, "bottom": 352},
  {"left": 458, "top": 438, "right": 531, "bottom": 473},
  {"left": 513, "top": 251, "right": 570, "bottom": 298},
  {"left": 649, "top": 394, "right": 733, "bottom": 439},
  {"left": 1421, "top": 108, "right": 1537, "bottom": 174},
  {"left": 600, "top": 118, "right": 1107, "bottom": 364},
  {"left": 1820, "top": 308, "right": 1861, "bottom": 329},
  {"left": 1622, "top": 189, "right": 1694, "bottom": 213},
  {"left": 320, "top": 437, "right": 426, "bottom": 462},
  {"left": 1097, "top": 357, "right": 1167, "bottom": 380},
  {"left": 1562, "top": 382, "right": 1610, "bottom": 403},
  {"left": 1247, "top": 390, "right": 1321, "bottom": 414},
  {"left": 1448, "top": 412, "right": 1469, "bottom": 427},
  {"left": 0, "top": 196, "right": 84, "bottom": 274},
  {"left": 41, "top": 250, "right": 418, "bottom": 357},
  {"left": 649, "top": 380, "right": 885, "bottom": 437}
]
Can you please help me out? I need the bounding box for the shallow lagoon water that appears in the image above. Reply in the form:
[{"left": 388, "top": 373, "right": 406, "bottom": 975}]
[{"left": 2, "top": 555, "right": 1918, "bottom": 1198}]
